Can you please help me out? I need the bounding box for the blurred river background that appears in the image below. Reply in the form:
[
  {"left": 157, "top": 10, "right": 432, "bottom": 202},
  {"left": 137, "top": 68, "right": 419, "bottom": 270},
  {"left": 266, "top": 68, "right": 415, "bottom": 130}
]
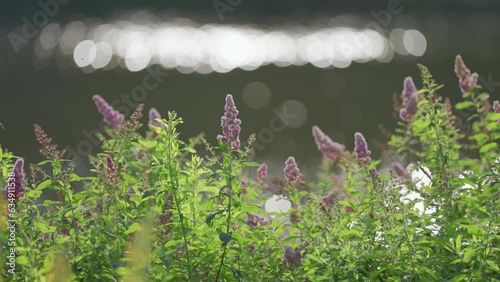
[{"left": 0, "top": 0, "right": 499, "bottom": 178}]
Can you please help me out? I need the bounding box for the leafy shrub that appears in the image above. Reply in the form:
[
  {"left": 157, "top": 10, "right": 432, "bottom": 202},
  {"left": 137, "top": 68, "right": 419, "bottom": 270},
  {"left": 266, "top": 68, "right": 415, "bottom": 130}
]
[{"left": 1, "top": 56, "right": 499, "bottom": 281}]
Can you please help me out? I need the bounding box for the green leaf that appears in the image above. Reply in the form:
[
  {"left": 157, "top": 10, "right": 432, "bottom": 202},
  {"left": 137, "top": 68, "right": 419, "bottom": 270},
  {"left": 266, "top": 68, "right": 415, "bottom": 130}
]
[
  {"left": 486, "top": 122, "right": 500, "bottom": 131},
  {"left": 139, "top": 140, "right": 158, "bottom": 148},
  {"left": 413, "top": 119, "right": 431, "bottom": 129},
  {"left": 455, "top": 101, "right": 474, "bottom": 110},
  {"left": 338, "top": 229, "right": 362, "bottom": 238},
  {"left": 449, "top": 274, "right": 468, "bottom": 282},
  {"left": 487, "top": 112, "right": 500, "bottom": 121},
  {"left": 16, "top": 256, "right": 30, "bottom": 266},
  {"left": 219, "top": 232, "right": 232, "bottom": 246},
  {"left": 206, "top": 210, "right": 223, "bottom": 226},
  {"left": 242, "top": 162, "right": 260, "bottom": 167},
  {"left": 478, "top": 92, "right": 490, "bottom": 100},
  {"left": 464, "top": 225, "right": 486, "bottom": 237},
  {"left": 37, "top": 160, "right": 51, "bottom": 166},
  {"left": 486, "top": 260, "right": 500, "bottom": 272},
  {"left": 125, "top": 222, "right": 143, "bottom": 234},
  {"left": 240, "top": 203, "right": 261, "bottom": 213},
  {"left": 206, "top": 173, "right": 219, "bottom": 183},
  {"left": 42, "top": 200, "right": 60, "bottom": 207},
  {"left": 225, "top": 264, "right": 244, "bottom": 280},
  {"left": 36, "top": 179, "right": 52, "bottom": 190},
  {"left": 455, "top": 235, "right": 462, "bottom": 252},
  {"left": 69, "top": 174, "right": 94, "bottom": 182},
  {"left": 469, "top": 133, "right": 489, "bottom": 144},
  {"left": 34, "top": 222, "right": 50, "bottom": 233},
  {"left": 479, "top": 142, "right": 498, "bottom": 153}
]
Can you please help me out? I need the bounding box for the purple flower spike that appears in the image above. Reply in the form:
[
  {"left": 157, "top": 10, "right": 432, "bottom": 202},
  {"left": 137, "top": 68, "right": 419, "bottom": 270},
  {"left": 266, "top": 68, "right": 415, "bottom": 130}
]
[
  {"left": 402, "top": 76, "right": 417, "bottom": 104},
  {"left": 468, "top": 73, "right": 478, "bottom": 90},
  {"left": 320, "top": 194, "right": 335, "bottom": 209},
  {"left": 391, "top": 162, "right": 410, "bottom": 179},
  {"left": 399, "top": 92, "right": 419, "bottom": 122},
  {"left": 148, "top": 107, "right": 161, "bottom": 126},
  {"left": 284, "top": 157, "right": 303, "bottom": 184},
  {"left": 106, "top": 156, "right": 116, "bottom": 173},
  {"left": 149, "top": 108, "right": 166, "bottom": 138},
  {"left": 93, "top": 95, "right": 124, "bottom": 128},
  {"left": 354, "top": 132, "right": 371, "bottom": 164},
  {"left": 444, "top": 97, "right": 453, "bottom": 114},
  {"left": 454, "top": 55, "right": 478, "bottom": 93},
  {"left": 283, "top": 247, "right": 303, "bottom": 268},
  {"left": 455, "top": 55, "right": 471, "bottom": 84},
  {"left": 312, "top": 126, "right": 345, "bottom": 161},
  {"left": 217, "top": 94, "right": 241, "bottom": 150},
  {"left": 493, "top": 100, "right": 500, "bottom": 123},
  {"left": 256, "top": 163, "right": 268, "bottom": 183},
  {"left": 248, "top": 243, "right": 256, "bottom": 252},
  {"left": 494, "top": 101, "right": 500, "bottom": 112},
  {"left": 3, "top": 159, "right": 25, "bottom": 201}
]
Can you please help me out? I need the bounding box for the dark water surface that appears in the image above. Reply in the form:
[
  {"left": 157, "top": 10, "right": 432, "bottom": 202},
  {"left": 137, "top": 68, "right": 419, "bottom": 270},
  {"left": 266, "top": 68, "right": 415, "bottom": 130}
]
[{"left": 0, "top": 7, "right": 499, "bottom": 176}]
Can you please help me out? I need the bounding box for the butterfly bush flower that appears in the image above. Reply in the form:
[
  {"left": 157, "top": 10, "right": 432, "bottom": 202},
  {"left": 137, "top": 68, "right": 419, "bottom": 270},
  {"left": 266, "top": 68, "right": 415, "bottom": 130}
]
[
  {"left": 2, "top": 159, "right": 25, "bottom": 201},
  {"left": 284, "top": 157, "right": 303, "bottom": 184},
  {"left": 454, "top": 55, "right": 478, "bottom": 93},
  {"left": 217, "top": 94, "right": 241, "bottom": 150},
  {"left": 240, "top": 180, "right": 248, "bottom": 196},
  {"left": 93, "top": 95, "right": 124, "bottom": 128},
  {"left": 399, "top": 92, "right": 419, "bottom": 122},
  {"left": 444, "top": 97, "right": 453, "bottom": 114},
  {"left": 312, "top": 126, "right": 345, "bottom": 161},
  {"left": 106, "top": 156, "right": 116, "bottom": 173},
  {"left": 245, "top": 212, "right": 271, "bottom": 228},
  {"left": 256, "top": 163, "right": 268, "bottom": 183},
  {"left": 354, "top": 132, "right": 371, "bottom": 164},
  {"left": 34, "top": 124, "right": 66, "bottom": 160},
  {"left": 391, "top": 162, "right": 410, "bottom": 179},
  {"left": 320, "top": 194, "right": 335, "bottom": 210},
  {"left": 149, "top": 107, "right": 166, "bottom": 138},
  {"left": 283, "top": 247, "right": 303, "bottom": 268},
  {"left": 402, "top": 76, "right": 417, "bottom": 104},
  {"left": 248, "top": 243, "right": 256, "bottom": 252},
  {"left": 494, "top": 100, "right": 500, "bottom": 123},
  {"left": 493, "top": 100, "right": 499, "bottom": 112}
]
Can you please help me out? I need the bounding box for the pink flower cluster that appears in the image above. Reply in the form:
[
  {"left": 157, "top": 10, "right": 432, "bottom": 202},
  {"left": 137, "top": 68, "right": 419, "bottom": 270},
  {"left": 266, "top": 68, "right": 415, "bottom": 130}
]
[
  {"left": 245, "top": 212, "right": 271, "bottom": 228},
  {"left": 106, "top": 156, "right": 116, "bottom": 173},
  {"left": 399, "top": 77, "right": 419, "bottom": 122},
  {"left": 217, "top": 94, "right": 241, "bottom": 150},
  {"left": 256, "top": 163, "right": 268, "bottom": 183},
  {"left": 354, "top": 132, "right": 371, "bottom": 164},
  {"left": 92, "top": 95, "right": 124, "bottom": 128},
  {"left": 402, "top": 76, "right": 418, "bottom": 104},
  {"left": 148, "top": 107, "right": 166, "bottom": 138},
  {"left": 319, "top": 189, "right": 355, "bottom": 213},
  {"left": 391, "top": 162, "right": 410, "bottom": 179},
  {"left": 283, "top": 247, "right": 303, "bottom": 268},
  {"left": 493, "top": 100, "right": 500, "bottom": 123},
  {"left": 2, "top": 159, "right": 25, "bottom": 201},
  {"left": 454, "top": 55, "right": 478, "bottom": 93},
  {"left": 284, "top": 157, "right": 303, "bottom": 184},
  {"left": 312, "top": 126, "right": 345, "bottom": 161}
]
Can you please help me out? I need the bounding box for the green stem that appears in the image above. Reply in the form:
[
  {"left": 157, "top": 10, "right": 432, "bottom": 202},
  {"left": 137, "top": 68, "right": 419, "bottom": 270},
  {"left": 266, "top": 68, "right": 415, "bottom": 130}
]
[
  {"left": 215, "top": 152, "right": 234, "bottom": 282},
  {"left": 165, "top": 126, "right": 192, "bottom": 280}
]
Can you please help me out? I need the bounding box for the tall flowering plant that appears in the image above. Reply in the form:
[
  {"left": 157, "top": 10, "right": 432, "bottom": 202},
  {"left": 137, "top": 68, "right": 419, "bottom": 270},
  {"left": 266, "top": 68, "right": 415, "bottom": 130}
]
[{"left": 217, "top": 94, "right": 241, "bottom": 150}]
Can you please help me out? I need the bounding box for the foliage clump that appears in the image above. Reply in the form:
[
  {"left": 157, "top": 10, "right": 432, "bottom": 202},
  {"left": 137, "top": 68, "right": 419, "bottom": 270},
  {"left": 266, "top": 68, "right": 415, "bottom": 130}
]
[{"left": 1, "top": 56, "right": 499, "bottom": 281}]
